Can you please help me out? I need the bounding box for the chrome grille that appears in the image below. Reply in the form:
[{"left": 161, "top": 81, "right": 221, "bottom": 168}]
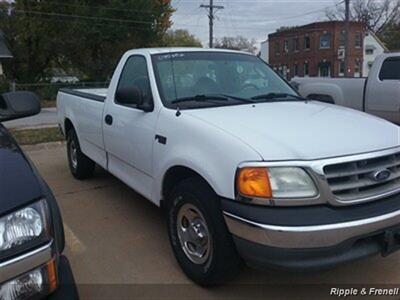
[{"left": 323, "top": 152, "right": 400, "bottom": 201}]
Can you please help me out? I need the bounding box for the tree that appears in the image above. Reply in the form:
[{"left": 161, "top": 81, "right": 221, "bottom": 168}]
[
  {"left": 0, "top": 0, "right": 174, "bottom": 82},
  {"left": 379, "top": 20, "right": 400, "bottom": 50},
  {"left": 162, "top": 29, "right": 202, "bottom": 47},
  {"left": 61, "top": 0, "right": 174, "bottom": 81},
  {"left": 214, "top": 36, "right": 257, "bottom": 54},
  {"left": 0, "top": 1, "right": 66, "bottom": 82},
  {"left": 325, "top": 0, "right": 400, "bottom": 34}
]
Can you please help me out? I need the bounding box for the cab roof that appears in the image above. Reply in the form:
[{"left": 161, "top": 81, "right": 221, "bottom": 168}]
[{"left": 125, "top": 47, "right": 254, "bottom": 56}]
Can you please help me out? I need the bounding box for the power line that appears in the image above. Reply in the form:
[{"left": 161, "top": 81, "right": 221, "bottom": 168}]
[
  {"left": 10, "top": 9, "right": 154, "bottom": 25},
  {"left": 173, "top": 1, "right": 343, "bottom": 32}
]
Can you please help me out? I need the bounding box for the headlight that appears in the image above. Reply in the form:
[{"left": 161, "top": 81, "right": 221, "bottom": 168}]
[
  {"left": 268, "top": 167, "right": 318, "bottom": 198},
  {"left": 237, "top": 167, "right": 318, "bottom": 199},
  {"left": 0, "top": 200, "right": 50, "bottom": 259}
]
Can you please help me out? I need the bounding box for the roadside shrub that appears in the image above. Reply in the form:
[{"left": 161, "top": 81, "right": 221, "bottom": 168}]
[{"left": 0, "top": 78, "right": 10, "bottom": 94}]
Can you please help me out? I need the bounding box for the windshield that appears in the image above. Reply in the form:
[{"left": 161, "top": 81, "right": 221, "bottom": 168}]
[{"left": 151, "top": 52, "right": 299, "bottom": 109}]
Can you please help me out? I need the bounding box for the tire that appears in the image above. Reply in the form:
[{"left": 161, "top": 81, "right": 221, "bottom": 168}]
[
  {"left": 67, "top": 129, "right": 95, "bottom": 180},
  {"left": 166, "top": 177, "right": 242, "bottom": 285}
]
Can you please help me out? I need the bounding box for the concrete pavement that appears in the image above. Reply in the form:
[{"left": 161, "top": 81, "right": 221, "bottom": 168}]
[
  {"left": 4, "top": 107, "right": 58, "bottom": 129},
  {"left": 24, "top": 144, "right": 400, "bottom": 299}
]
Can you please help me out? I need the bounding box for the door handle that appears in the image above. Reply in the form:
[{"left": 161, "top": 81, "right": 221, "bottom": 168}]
[{"left": 105, "top": 114, "right": 113, "bottom": 125}]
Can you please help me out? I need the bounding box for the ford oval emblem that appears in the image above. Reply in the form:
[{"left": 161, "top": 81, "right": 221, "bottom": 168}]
[{"left": 371, "top": 169, "right": 391, "bottom": 182}]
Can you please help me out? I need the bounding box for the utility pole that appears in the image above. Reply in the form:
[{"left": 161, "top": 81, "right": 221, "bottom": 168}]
[
  {"left": 344, "top": 0, "right": 350, "bottom": 76},
  {"left": 200, "top": 0, "right": 224, "bottom": 48}
]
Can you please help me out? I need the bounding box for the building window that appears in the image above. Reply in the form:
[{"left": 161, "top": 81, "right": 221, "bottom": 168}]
[
  {"left": 318, "top": 61, "right": 331, "bottom": 77},
  {"left": 274, "top": 41, "right": 280, "bottom": 56},
  {"left": 282, "top": 65, "right": 289, "bottom": 79},
  {"left": 284, "top": 39, "right": 289, "bottom": 53},
  {"left": 304, "top": 36, "right": 310, "bottom": 50},
  {"left": 339, "top": 61, "right": 345, "bottom": 77},
  {"left": 320, "top": 33, "right": 331, "bottom": 49},
  {"left": 304, "top": 62, "right": 309, "bottom": 76},
  {"left": 354, "top": 60, "right": 361, "bottom": 77},
  {"left": 294, "top": 63, "right": 299, "bottom": 76},
  {"left": 293, "top": 37, "right": 300, "bottom": 52},
  {"left": 366, "top": 48, "right": 374, "bottom": 55},
  {"left": 355, "top": 32, "right": 362, "bottom": 48},
  {"left": 339, "top": 30, "right": 345, "bottom": 47}
]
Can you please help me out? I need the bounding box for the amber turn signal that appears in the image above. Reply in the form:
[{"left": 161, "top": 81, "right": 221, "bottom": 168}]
[
  {"left": 47, "top": 259, "right": 58, "bottom": 293},
  {"left": 236, "top": 167, "right": 272, "bottom": 198}
]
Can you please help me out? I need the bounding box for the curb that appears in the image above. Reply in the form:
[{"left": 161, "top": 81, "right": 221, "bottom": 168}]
[
  {"left": 22, "top": 141, "right": 66, "bottom": 152},
  {"left": 10, "top": 124, "right": 59, "bottom": 130}
]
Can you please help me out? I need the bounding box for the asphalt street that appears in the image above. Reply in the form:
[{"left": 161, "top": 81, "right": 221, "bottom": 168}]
[{"left": 24, "top": 144, "right": 400, "bottom": 300}]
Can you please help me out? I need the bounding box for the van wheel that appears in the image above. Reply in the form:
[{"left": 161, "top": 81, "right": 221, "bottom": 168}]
[
  {"left": 166, "top": 177, "right": 242, "bottom": 285},
  {"left": 67, "top": 129, "right": 95, "bottom": 179}
]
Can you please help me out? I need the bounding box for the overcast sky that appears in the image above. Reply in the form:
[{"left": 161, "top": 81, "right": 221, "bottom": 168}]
[{"left": 171, "top": 0, "right": 339, "bottom": 47}]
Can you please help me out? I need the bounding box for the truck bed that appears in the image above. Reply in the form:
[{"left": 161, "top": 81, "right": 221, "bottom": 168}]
[
  {"left": 59, "top": 88, "right": 108, "bottom": 102},
  {"left": 293, "top": 77, "right": 367, "bottom": 111},
  {"left": 57, "top": 87, "right": 108, "bottom": 168}
]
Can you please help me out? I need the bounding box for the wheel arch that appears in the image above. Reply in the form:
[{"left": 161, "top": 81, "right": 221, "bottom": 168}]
[
  {"left": 161, "top": 165, "right": 217, "bottom": 208},
  {"left": 64, "top": 118, "right": 75, "bottom": 137}
]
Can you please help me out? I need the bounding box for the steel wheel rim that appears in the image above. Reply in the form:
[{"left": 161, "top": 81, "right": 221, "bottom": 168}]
[
  {"left": 176, "top": 203, "right": 212, "bottom": 265},
  {"left": 69, "top": 140, "right": 78, "bottom": 169}
]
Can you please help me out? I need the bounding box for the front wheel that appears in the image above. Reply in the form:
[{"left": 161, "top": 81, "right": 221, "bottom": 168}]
[{"left": 166, "top": 177, "right": 242, "bottom": 285}]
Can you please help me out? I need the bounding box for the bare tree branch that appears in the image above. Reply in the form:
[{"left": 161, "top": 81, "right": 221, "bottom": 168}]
[{"left": 325, "top": 0, "right": 400, "bottom": 33}]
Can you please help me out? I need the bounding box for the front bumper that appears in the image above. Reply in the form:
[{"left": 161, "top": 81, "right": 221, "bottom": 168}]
[
  {"left": 0, "top": 240, "right": 78, "bottom": 299},
  {"left": 48, "top": 255, "right": 79, "bottom": 300},
  {"left": 222, "top": 194, "right": 400, "bottom": 270}
]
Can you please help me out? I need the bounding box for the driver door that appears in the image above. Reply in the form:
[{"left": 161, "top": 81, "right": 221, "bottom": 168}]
[{"left": 103, "top": 55, "right": 158, "bottom": 200}]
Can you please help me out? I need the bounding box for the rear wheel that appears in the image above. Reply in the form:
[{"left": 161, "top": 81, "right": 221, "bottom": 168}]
[
  {"left": 67, "top": 129, "right": 95, "bottom": 179},
  {"left": 166, "top": 177, "right": 242, "bottom": 285}
]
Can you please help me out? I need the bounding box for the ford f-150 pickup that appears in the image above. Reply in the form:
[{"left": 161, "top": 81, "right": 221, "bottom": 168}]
[
  {"left": 292, "top": 52, "right": 400, "bottom": 124},
  {"left": 57, "top": 48, "right": 400, "bottom": 285}
]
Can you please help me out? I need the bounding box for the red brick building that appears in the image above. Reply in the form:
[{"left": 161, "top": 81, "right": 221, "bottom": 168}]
[{"left": 268, "top": 21, "right": 366, "bottom": 79}]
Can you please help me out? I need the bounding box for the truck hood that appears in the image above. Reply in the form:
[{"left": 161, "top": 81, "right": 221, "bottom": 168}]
[
  {"left": 0, "top": 125, "right": 42, "bottom": 216},
  {"left": 186, "top": 101, "right": 400, "bottom": 161}
]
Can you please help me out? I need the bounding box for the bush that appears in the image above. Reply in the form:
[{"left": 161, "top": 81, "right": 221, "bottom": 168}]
[{"left": 0, "top": 78, "right": 10, "bottom": 94}]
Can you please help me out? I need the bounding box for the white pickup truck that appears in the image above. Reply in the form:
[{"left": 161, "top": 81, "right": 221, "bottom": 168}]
[
  {"left": 292, "top": 52, "right": 400, "bottom": 124},
  {"left": 58, "top": 48, "right": 400, "bottom": 285}
]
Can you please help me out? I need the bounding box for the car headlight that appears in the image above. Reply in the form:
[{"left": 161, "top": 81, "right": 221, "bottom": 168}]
[
  {"left": 0, "top": 200, "right": 50, "bottom": 259},
  {"left": 236, "top": 167, "right": 318, "bottom": 199}
]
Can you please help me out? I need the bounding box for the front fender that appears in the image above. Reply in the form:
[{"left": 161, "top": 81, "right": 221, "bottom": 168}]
[{"left": 151, "top": 109, "right": 262, "bottom": 205}]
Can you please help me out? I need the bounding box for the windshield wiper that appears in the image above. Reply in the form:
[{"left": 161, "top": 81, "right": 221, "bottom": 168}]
[
  {"left": 171, "top": 94, "right": 229, "bottom": 104},
  {"left": 171, "top": 94, "right": 254, "bottom": 104},
  {"left": 251, "top": 93, "right": 306, "bottom": 101}
]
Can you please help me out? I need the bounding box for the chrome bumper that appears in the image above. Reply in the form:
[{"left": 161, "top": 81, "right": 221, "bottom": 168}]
[
  {"left": 223, "top": 208, "right": 400, "bottom": 249},
  {"left": 0, "top": 241, "right": 54, "bottom": 283}
]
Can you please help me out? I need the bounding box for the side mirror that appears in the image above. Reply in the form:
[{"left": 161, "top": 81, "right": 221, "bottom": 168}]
[
  {"left": 116, "top": 85, "right": 143, "bottom": 106},
  {"left": 115, "top": 86, "right": 153, "bottom": 112},
  {"left": 0, "top": 91, "right": 41, "bottom": 122}
]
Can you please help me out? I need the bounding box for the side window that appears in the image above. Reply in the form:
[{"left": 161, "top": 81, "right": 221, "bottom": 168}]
[
  {"left": 116, "top": 56, "right": 153, "bottom": 106},
  {"left": 379, "top": 58, "right": 400, "bottom": 81}
]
